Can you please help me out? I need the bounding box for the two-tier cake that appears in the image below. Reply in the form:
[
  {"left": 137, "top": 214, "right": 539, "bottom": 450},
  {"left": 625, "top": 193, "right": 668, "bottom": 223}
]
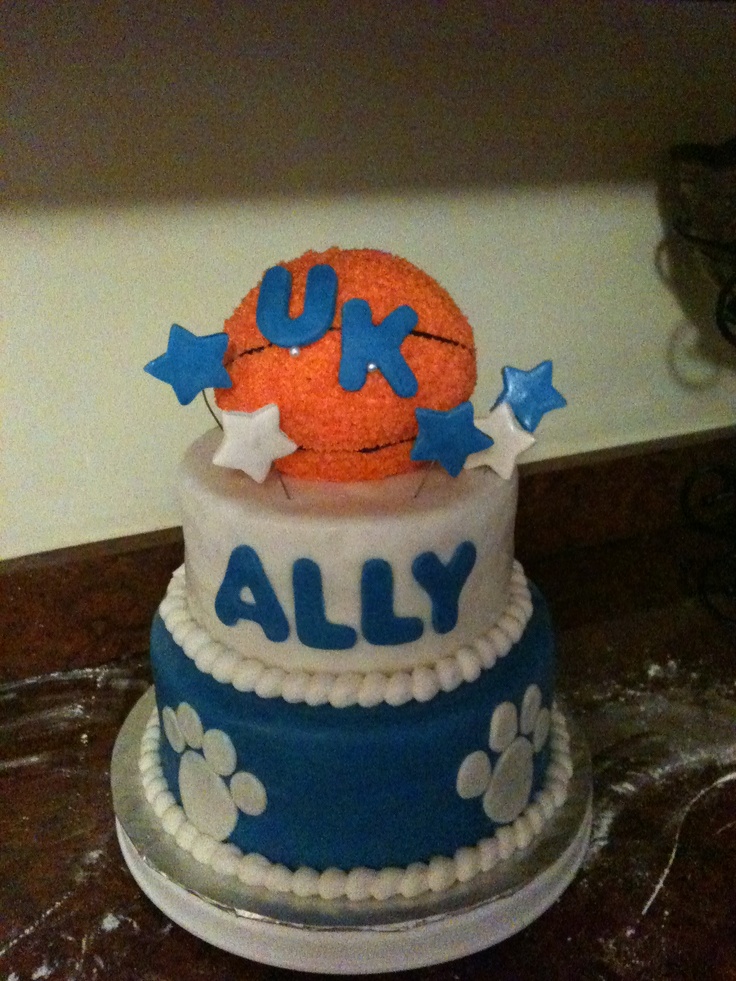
[{"left": 116, "top": 248, "right": 588, "bottom": 968}]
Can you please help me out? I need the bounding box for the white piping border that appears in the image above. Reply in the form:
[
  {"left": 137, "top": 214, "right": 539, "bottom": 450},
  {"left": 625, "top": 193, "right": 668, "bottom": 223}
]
[
  {"left": 140, "top": 704, "right": 572, "bottom": 901},
  {"left": 158, "top": 561, "right": 533, "bottom": 708}
]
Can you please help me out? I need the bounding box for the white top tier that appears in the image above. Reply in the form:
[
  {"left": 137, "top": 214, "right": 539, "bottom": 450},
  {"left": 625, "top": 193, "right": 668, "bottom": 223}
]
[{"left": 180, "top": 429, "right": 517, "bottom": 675}]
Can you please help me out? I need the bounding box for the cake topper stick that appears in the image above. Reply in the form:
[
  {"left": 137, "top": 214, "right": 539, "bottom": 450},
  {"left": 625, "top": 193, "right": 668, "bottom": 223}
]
[
  {"left": 202, "top": 389, "right": 223, "bottom": 430},
  {"left": 277, "top": 471, "right": 292, "bottom": 501},
  {"left": 413, "top": 461, "right": 436, "bottom": 499}
]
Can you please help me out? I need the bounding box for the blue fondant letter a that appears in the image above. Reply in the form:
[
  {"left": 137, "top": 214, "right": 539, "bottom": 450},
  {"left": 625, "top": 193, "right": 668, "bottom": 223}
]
[
  {"left": 256, "top": 264, "right": 338, "bottom": 348},
  {"left": 215, "top": 545, "right": 289, "bottom": 642},
  {"left": 339, "top": 299, "right": 419, "bottom": 397},
  {"left": 412, "top": 541, "right": 477, "bottom": 634},
  {"left": 361, "top": 559, "right": 423, "bottom": 646}
]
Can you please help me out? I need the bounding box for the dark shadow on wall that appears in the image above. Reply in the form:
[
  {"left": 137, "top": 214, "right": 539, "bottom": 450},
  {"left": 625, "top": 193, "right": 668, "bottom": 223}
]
[{"left": 4, "top": 1, "right": 735, "bottom": 208}]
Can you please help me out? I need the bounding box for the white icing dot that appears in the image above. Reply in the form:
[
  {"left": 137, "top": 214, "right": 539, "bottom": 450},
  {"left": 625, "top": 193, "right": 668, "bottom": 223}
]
[
  {"left": 175, "top": 821, "right": 199, "bottom": 851},
  {"left": 478, "top": 837, "right": 500, "bottom": 871},
  {"left": 495, "top": 824, "right": 517, "bottom": 859},
  {"left": 211, "top": 651, "right": 238, "bottom": 684},
  {"left": 231, "top": 659, "right": 263, "bottom": 692},
  {"left": 427, "top": 855, "right": 456, "bottom": 892},
  {"left": 161, "top": 805, "right": 186, "bottom": 836},
  {"left": 384, "top": 673, "right": 412, "bottom": 706},
  {"left": 456, "top": 750, "right": 492, "bottom": 799},
  {"left": 178, "top": 749, "right": 238, "bottom": 840},
  {"left": 456, "top": 647, "right": 481, "bottom": 683},
  {"left": 513, "top": 814, "right": 534, "bottom": 850},
  {"left": 237, "top": 853, "right": 270, "bottom": 887},
  {"left": 281, "top": 671, "right": 310, "bottom": 703},
  {"left": 230, "top": 771, "right": 268, "bottom": 816},
  {"left": 520, "top": 684, "right": 542, "bottom": 736},
  {"left": 255, "top": 667, "right": 286, "bottom": 698},
  {"left": 162, "top": 706, "right": 185, "bottom": 753},
  {"left": 483, "top": 737, "right": 534, "bottom": 824},
  {"left": 194, "top": 642, "right": 218, "bottom": 672},
  {"left": 455, "top": 846, "right": 480, "bottom": 882},
  {"left": 139, "top": 749, "right": 159, "bottom": 772},
  {"left": 318, "top": 868, "right": 348, "bottom": 900},
  {"left": 489, "top": 701, "right": 518, "bottom": 753},
  {"left": 291, "top": 866, "right": 321, "bottom": 898},
  {"left": 399, "top": 863, "right": 427, "bottom": 899},
  {"left": 265, "top": 864, "right": 294, "bottom": 892},
  {"left": 525, "top": 801, "right": 545, "bottom": 835},
  {"left": 143, "top": 774, "right": 167, "bottom": 796},
  {"left": 202, "top": 728, "right": 237, "bottom": 777},
  {"left": 533, "top": 707, "right": 551, "bottom": 752},
  {"left": 435, "top": 657, "right": 463, "bottom": 692},
  {"left": 176, "top": 703, "right": 203, "bottom": 749},
  {"left": 371, "top": 867, "right": 404, "bottom": 900},
  {"left": 152, "top": 790, "right": 176, "bottom": 817},
  {"left": 210, "top": 843, "right": 242, "bottom": 877},
  {"left": 358, "top": 673, "right": 387, "bottom": 707},
  {"left": 475, "top": 636, "right": 497, "bottom": 669},
  {"left": 412, "top": 666, "right": 441, "bottom": 703},
  {"left": 346, "top": 867, "right": 377, "bottom": 901},
  {"left": 192, "top": 834, "right": 218, "bottom": 864}
]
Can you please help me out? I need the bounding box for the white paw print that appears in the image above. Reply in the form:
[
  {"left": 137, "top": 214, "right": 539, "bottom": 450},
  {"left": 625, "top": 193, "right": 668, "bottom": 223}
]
[
  {"left": 456, "top": 684, "right": 550, "bottom": 823},
  {"left": 161, "top": 702, "right": 267, "bottom": 842}
]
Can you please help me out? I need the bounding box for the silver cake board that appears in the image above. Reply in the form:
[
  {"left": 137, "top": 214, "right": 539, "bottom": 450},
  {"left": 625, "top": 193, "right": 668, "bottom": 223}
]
[{"left": 113, "top": 689, "right": 592, "bottom": 974}]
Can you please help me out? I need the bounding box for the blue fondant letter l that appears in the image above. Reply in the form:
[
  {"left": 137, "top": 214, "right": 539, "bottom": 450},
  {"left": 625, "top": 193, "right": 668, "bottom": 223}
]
[
  {"left": 215, "top": 545, "right": 290, "bottom": 642},
  {"left": 256, "top": 264, "right": 338, "bottom": 348},
  {"left": 292, "top": 558, "right": 358, "bottom": 650},
  {"left": 361, "top": 559, "right": 423, "bottom": 646},
  {"left": 412, "top": 541, "right": 477, "bottom": 634}
]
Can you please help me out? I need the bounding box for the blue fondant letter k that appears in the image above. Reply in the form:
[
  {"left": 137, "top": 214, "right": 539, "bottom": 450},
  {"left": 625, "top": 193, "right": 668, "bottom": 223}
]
[
  {"left": 339, "top": 299, "right": 419, "bottom": 397},
  {"left": 215, "top": 545, "right": 290, "bottom": 642}
]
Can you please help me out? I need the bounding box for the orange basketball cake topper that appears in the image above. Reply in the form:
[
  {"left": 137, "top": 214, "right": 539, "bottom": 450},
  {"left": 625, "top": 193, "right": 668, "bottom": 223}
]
[
  {"left": 216, "top": 248, "right": 478, "bottom": 481},
  {"left": 144, "top": 247, "right": 566, "bottom": 483}
]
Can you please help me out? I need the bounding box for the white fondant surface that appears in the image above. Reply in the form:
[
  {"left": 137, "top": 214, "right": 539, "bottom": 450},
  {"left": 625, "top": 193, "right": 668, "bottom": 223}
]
[{"left": 180, "top": 429, "right": 518, "bottom": 675}]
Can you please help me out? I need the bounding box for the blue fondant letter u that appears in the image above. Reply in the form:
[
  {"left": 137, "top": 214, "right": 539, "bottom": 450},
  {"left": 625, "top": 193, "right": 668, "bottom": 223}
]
[
  {"left": 412, "top": 541, "right": 477, "bottom": 634},
  {"left": 293, "top": 558, "right": 357, "bottom": 650},
  {"left": 361, "top": 559, "right": 423, "bottom": 646},
  {"left": 256, "top": 264, "right": 338, "bottom": 348},
  {"left": 215, "top": 545, "right": 289, "bottom": 642}
]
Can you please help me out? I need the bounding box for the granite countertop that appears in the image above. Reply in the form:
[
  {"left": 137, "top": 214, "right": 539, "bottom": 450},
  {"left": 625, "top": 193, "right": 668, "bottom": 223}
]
[{"left": 1, "top": 435, "right": 735, "bottom": 981}]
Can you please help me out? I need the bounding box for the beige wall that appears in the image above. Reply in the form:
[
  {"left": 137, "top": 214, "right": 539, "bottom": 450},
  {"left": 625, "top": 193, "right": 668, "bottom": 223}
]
[{"left": 3, "top": 1, "right": 735, "bottom": 559}]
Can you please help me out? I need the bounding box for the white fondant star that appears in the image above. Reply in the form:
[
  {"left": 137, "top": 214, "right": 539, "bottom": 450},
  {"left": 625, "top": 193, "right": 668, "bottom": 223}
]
[
  {"left": 464, "top": 402, "right": 536, "bottom": 480},
  {"left": 213, "top": 405, "right": 297, "bottom": 483}
]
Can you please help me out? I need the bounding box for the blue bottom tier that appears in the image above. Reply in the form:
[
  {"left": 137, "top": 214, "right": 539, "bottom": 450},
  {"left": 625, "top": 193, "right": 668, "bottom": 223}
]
[{"left": 150, "top": 583, "right": 556, "bottom": 872}]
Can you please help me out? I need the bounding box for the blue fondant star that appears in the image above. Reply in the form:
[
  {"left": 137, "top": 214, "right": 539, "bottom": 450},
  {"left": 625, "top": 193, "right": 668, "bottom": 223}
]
[
  {"left": 411, "top": 401, "right": 493, "bottom": 477},
  {"left": 144, "top": 324, "right": 232, "bottom": 405},
  {"left": 496, "top": 361, "right": 566, "bottom": 432}
]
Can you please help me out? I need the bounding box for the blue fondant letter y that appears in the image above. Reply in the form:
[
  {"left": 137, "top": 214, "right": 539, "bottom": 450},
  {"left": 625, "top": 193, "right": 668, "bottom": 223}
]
[{"left": 412, "top": 541, "right": 477, "bottom": 634}]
